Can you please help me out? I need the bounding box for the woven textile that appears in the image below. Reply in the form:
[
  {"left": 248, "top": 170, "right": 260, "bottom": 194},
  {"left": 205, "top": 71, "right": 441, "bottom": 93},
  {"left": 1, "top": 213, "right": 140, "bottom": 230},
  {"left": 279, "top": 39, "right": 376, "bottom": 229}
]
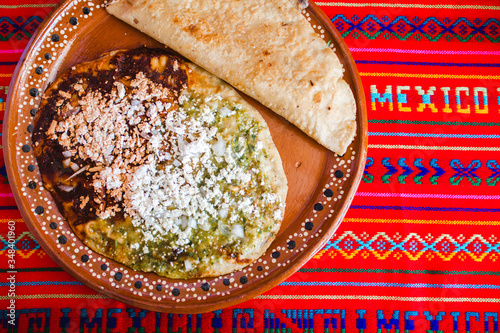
[{"left": 1, "top": 0, "right": 500, "bottom": 332}]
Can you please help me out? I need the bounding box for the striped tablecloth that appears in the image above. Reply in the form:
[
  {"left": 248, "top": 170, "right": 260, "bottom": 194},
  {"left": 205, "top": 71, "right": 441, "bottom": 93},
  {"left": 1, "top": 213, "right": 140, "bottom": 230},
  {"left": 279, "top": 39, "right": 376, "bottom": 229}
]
[{"left": 1, "top": 0, "right": 500, "bottom": 331}]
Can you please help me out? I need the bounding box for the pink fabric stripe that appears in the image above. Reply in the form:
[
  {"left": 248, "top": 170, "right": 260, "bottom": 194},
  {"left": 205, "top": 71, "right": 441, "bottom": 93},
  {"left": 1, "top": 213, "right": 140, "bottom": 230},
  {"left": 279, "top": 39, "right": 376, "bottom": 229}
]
[
  {"left": 0, "top": 193, "right": 13, "bottom": 197},
  {"left": 349, "top": 48, "right": 500, "bottom": 56},
  {"left": 356, "top": 192, "right": 500, "bottom": 200},
  {"left": 0, "top": 49, "right": 24, "bottom": 54}
]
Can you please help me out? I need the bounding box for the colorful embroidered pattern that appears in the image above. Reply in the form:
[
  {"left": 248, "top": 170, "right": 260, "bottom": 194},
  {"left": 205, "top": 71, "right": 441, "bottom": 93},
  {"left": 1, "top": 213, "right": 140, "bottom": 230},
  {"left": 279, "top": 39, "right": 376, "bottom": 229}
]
[
  {"left": 487, "top": 161, "right": 500, "bottom": 186},
  {"left": 331, "top": 15, "right": 500, "bottom": 42},
  {"left": 9, "top": 228, "right": 500, "bottom": 263},
  {"left": 0, "top": 231, "right": 44, "bottom": 259},
  {"left": 0, "top": 307, "right": 498, "bottom": 333},
  {"left": 450, "top": 159, "right": 481, "bottom": 186},
  {"left": 0, "top": 16, "right": 43, "bottom": 41},
  {"left": 362, "top": 157, "right": 374, "bottom": 183},
  {"left": 314, "top": 231, "right": 500, "bottom": 262}
]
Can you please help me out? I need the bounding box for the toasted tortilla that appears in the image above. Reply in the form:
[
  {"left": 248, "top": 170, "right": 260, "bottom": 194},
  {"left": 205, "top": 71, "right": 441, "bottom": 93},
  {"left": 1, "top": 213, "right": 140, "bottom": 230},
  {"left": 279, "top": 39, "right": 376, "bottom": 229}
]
[
  {"left": 32, "top": 48, "right": 287, "bottom": 278},
  {"left": 106, "top": 0, "right": 356, "bottom": 155}
]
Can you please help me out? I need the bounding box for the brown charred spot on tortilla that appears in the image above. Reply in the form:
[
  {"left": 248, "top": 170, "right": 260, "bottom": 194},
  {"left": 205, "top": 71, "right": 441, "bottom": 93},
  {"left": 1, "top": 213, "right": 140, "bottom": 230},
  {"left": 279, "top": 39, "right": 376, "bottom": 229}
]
[
  {"left": 133, "top": 18, "right": 139, "bottom": 24},
  {"left": 218, "top": 245, "right": 249, "bottom": 263},
  {"left": 71, "top": 188, "right": 98, "bottom": 224},
  {"left": 112, "top": 47, "right": 187, "bottom": 91},
  {"left": 313, "top": 92, "right": 321, "bottom": 103},
  {"left": 154, "top": 248, "right": 186, "bottom": 265},
  {"left": 235, "top": 257, "right": 252, "bottom": 264},
  {"left": 35, "top": 144, "right": 67, "bottom": 179},
  {"left": 263, "top": 50, "right": 270, "bottom": 56},
  {"left": 33, "top": 143, "right": 99, "bottom": 226}
]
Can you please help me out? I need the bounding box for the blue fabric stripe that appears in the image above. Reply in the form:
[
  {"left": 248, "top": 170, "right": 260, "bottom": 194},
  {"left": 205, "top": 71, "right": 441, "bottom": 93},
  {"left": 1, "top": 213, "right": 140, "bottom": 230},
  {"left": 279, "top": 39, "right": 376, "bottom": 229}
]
[
  {"left": 0, "top": 206, "right": 19, "bottom": 210},
  {"left": 0, "top": 281, "right": 84, "bottom": 287}
]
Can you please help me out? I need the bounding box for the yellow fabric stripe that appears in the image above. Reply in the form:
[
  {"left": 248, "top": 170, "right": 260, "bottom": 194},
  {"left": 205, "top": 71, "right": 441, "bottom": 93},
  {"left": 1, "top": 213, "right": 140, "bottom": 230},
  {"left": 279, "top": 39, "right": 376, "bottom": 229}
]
[
  {"left": 256, "top": 295, "right": 500, "bottom": 302},
  {"left": 344, "top": 218, "right": 500, "bottom": 226},
  {"left": 0, "top": 74, "right": 13, "bottom": 77},
  {"left": 360, "top": 72, "right": 500, "bottom": 80},
  {"left": 315, "top": 2, "right": 500, "bottom": 10},
  {"left": 0, "top": 4, "right": 57, "bottom": 9},
  {"left": 368, "top": 144, "right": 500, "bottom": 151},
  {"left": 0, "top": 219, "right": 24, "bottom": 223}
]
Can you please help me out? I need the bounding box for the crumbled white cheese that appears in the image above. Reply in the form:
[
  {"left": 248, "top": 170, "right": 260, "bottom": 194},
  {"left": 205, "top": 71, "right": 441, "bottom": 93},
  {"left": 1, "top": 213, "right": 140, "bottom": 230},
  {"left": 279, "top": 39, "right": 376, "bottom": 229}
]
[{"left": 52, "top": 72, "right": 284, "bottom": 253}]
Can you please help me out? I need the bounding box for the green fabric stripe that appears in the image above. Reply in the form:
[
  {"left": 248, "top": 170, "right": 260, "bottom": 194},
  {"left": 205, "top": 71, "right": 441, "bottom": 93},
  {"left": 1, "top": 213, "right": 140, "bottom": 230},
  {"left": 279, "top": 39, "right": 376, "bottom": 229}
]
[
  {"left": 298, "top": 268, "right": 500, "bottom": 275},
  {"left": 0, "top": 3, "right": 57, "bottom": 8},
  {"left": 368, "top": 119, "right": 500, "bottom": 126},
  {"left": 0, "top": 267, "right": 64, "bottom": 273}
]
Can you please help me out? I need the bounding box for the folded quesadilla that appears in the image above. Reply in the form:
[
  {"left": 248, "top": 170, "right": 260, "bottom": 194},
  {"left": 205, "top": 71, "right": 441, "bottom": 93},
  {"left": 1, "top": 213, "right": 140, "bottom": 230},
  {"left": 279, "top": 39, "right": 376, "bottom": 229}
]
[{"left": 106, "top": 0, "right": 356, "bottom": 155}]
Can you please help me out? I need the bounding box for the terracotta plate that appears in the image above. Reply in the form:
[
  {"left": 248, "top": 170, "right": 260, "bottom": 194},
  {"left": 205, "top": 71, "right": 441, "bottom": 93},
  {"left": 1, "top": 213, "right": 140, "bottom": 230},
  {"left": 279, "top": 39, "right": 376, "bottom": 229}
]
[{"left": 3, "top": 0, "right": 367, "bottom": 313}]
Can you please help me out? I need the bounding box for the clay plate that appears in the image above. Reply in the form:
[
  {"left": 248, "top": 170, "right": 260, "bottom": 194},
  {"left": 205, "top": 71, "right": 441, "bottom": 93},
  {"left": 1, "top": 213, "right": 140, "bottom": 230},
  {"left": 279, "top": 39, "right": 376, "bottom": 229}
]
[{"left": 3, "top": 0, "right": 367, "bottom": 313}]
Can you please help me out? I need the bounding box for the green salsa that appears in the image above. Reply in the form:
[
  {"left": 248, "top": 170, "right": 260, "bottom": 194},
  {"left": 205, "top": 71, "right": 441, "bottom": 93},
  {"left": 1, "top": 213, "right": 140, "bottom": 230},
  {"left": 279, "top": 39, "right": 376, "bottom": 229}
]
[{"left": 85, "top": 91, "right": 282, "bottom": 278}]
